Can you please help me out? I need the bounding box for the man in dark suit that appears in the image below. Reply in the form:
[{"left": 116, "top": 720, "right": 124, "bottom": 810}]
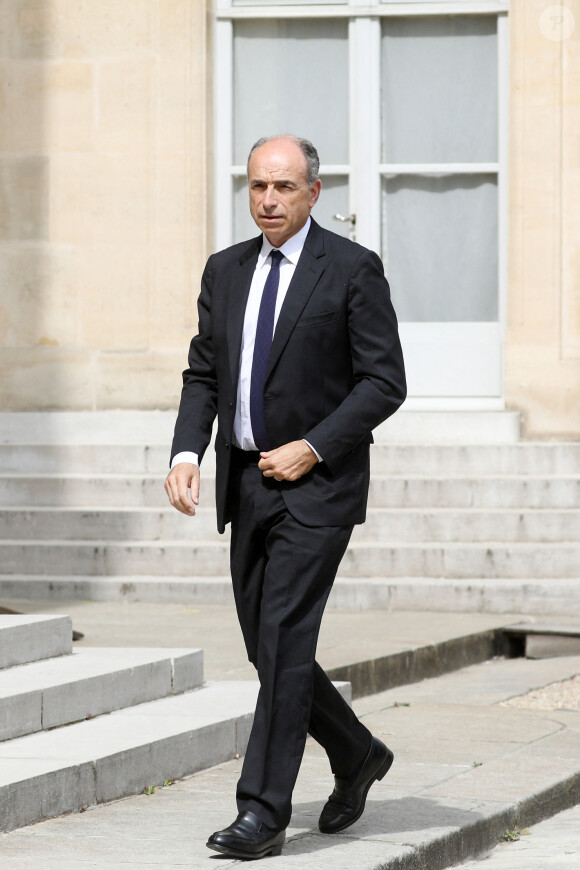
[{"left": 165, "top": 135, "right": 406, "bottom": 860}]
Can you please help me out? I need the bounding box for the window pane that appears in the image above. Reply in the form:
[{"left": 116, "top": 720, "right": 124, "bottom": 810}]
[
  {"left": 233, "top": 20, "right": 349, "bottom": 165},
  {"left": 233, "top": 175, "right": 349, "bottom": 244},
  {"left": 382, "top": 174, "right": 498, "bottom": 322},
  {"left": 381, "top": 16, "right": 497, "bottom": 163}
]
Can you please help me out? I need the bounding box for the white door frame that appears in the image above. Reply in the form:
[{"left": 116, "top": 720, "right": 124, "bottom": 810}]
[{"left": 213, "top": 0, "right": 509, "bottom": 408}]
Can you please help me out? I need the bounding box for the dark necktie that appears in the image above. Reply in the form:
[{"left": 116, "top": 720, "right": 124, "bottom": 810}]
[{"left": 250, "top": 249, "right": 284, "bottom": 451}]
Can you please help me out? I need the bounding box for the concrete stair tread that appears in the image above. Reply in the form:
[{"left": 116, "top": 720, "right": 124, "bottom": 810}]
[
  {"left": 2, "top": 540, "right": 579, "bottom": 581},
  {"left": 2, "top": 577, "right": 580, "bottom": 618},
  {"left": 3, "top": 437, "right": 579, "bottom": 451},
  {"left": 4, "top": 439, "right": 577, "bottom": 444},
  {"left": 371, "top": 473, "right": 580, "bottom": 480},
  {"left": 1, "top": 442, "right": 579, "bottom": 477},
  {"left": 0, "top": 505, "right": 208, "bottom": 513},
  {"left": 0, "top": 646, "right": 200, "bottom": 691},
  {"left": 2, "top": 475, "right": 577, "bottom": 511},
  {"left": 0, "top": 409, "right": 525, "bottom": 446},
  {"left": 2, "top": 470, "right": 580, "bottom": 493},
  {"left": 2, "top": 505, "right": 578, "bottom": 513},
  {"left": 0, "top": 473, "right": 187, "bottom": 484},
  {"left": 2, "top": 506, "right": 578, "bottom": 545},
  {"left": 3, "top": 573, "right": 580, "bottom": 582},
  {"left": 0, "top": 615, "right": 72, "bottom": 670},
  {"left": 0, "top": 682, "right": 257, "bottom": 767},
  {"left": 0, "top": 647, "right": 203, "bottom": 741},
  {"left": 2, "top": 538, "right": 577, "bottom": 547},
  {"left": 504, "top": 623, "right": 580, "bottom": 637},
  {"left": 0, "top": 429, "right": 578, "bottom": 608},
  {"left": 347, "top": 540, "right": 580, "bottom": 549},
  {"left": 2, "top": 639, "right": 580, "bottom": 864},
  {"left": 2, "top": 471, "right": 579, "bottom": 479},
  {"left": 0, "top": 678, "right": 348, "bottom": 833},
  {"left": 0, "top": 681, "right": 258, "bottom": 831}
]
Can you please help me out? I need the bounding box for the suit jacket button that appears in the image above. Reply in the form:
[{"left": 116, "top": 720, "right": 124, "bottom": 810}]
[{"left": 225, "top": 443, "right": 230, "bottom": 450}]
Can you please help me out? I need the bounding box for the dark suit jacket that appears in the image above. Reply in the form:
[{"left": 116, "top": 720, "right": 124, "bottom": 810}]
[{"left": 171, "top": 219, "right": 406, "bottom": 533}]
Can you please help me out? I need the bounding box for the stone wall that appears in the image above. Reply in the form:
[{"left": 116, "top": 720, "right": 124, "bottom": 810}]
[
  {"left": 506, "top": 0, "right": 580, "bottom": 437},
  {"left": 1, "top": 1, "right": 579, "bottom": 436},
  {"left": 0, "top": 0, "right": 210, "bottom": 410}
]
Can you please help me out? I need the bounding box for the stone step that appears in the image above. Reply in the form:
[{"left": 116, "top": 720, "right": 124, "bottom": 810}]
[
  {"left": 356, "top": 508, "right": 580, "bottom": 543},
  {"left": 0, "top": 539, "right": 578, "bottom": 579},
  {"left": 374, "top": 408, "right": 522, "bottom": 443},
  {"left": 505, "top": 622, "right": 580, "bottom": 638},
  {"left": 1, "top": 506, "right": 577, "bottom": 544},
  {"left": 2, "top": 575, "right": 580, "bottom": 616},
  {"left": 367, "top": 475, "right": 580, "bottom": 508},
  {"left": 328, "top": 576, "right": 580, "bottom": 617},
  {"left": 0, "top": 615, "right": 72, "bottom": 670},
  {"left": 0, "top": 444, "right": 172, "bottom": 475},
  {"left": 0, "top": 647, "right": 203, "bottom": 742},
  {"left": 372, "top": 442, "right": 580, "bottom": 475},
  {"left": 1, "top": 441, "right": 579, "bottom": 475},
  {"left": 0, "top": 678, "right": 350, "bottom": 834},
  {"left": 2, "top": 656, "right": 579, "bottom": 869},
  {"left": 501, "top": 622, "right": 580, "bottom": 659},
  {"left": 1, "top": 473, "right": 578, "bottom": 508},
  {"left": 0, "top": 411, "right": 178, "bottom": 446},
  {"left": 0, "top": 681, "right": 256, "bottom": 834},
  {"left": 0, "top": 507, "right": 219, "bottom": 542},
  {"left": 341, "top": 541, "right": 580, "bottom": 579},
  {"left": 0, "top": 409, "right": 522, "bottom": 445}
]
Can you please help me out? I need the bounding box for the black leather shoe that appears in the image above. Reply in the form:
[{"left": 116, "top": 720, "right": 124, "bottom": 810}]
[
  {"left": 318, "top": 737, "right": 394, "bottom": 834},
  {"left": 206, "top": 810, "right": 285, "bottom": 860}
]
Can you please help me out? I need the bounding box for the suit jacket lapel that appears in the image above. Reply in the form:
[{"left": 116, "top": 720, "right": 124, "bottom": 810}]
[
  {"left": 226, "top": 236, "right": 261, "bottom": 389},
  {"left": 266, "top": 220, "right": 326, "bottom": 381}
]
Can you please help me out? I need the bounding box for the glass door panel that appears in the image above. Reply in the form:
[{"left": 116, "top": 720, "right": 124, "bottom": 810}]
[
  {"left": 381, "top": 16, "right": 497, "bottom": 163},
  {"left": 380, "top": 15, "right": 501, "bottom": 398},
  {"left": 382, "top": 174, "right": 498, "bottom": 322},
  {"left": 233, "top": 19, "right": 349, "bottom": 165},
  {"left": 222, "top": 8, "right": 504, "bottom": 400}
]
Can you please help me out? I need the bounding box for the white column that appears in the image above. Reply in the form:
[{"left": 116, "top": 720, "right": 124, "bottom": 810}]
[{"left": 349, "top": 15, "right": 381, "bottom": 253}]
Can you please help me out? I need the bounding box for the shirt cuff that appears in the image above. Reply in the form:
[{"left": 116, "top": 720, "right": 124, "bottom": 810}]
[
  {"left": 303, "top": 439, "right": 323, "bottom": 463},
  {"left": 171, "top": 451, "right": 199, "bottom": 469}
]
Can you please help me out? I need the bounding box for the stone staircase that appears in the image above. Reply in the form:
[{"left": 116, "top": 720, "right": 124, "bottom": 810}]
[
  {"left": 0, "top": 612, "right": 263, "bottom": 833},
  {"left": 0, "top": 412, "right": 579, "bottom": 613}
]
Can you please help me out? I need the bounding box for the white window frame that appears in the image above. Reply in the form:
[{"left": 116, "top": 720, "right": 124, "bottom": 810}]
[{"left": 214, "top": 0, "right": 509, "bottom": 408}]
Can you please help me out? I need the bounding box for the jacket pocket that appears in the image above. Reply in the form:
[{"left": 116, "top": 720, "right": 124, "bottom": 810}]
[{"left": 295, "top": 310, "right": 338, "bottom": 328}]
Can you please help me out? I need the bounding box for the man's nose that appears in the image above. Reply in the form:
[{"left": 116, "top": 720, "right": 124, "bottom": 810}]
[{"left": 263, "top": 186, "right": 278, "bottom": 208}]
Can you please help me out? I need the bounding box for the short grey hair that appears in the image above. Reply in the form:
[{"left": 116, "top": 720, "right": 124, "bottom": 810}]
[{"left": 247, "top": 135, "right": 320, "bottom": 187}]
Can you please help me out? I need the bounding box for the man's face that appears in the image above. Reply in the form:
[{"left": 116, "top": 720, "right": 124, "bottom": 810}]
[{"left": 248, "top": 138, "right": 322, "bottom": 248}]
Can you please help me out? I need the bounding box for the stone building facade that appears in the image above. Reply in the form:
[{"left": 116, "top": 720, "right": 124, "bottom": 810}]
[{"left": 0, "top": 0, "right": 578, "bottom": 438}]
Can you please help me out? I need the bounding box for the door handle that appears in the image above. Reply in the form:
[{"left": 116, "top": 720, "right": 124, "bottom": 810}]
[{"left": 333, "top": 213, "right": 356, "bottom": 241}]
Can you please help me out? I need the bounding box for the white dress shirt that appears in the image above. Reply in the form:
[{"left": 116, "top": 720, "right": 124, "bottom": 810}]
[{"left": 171, "top": 217, "right": 321, "bottom": 468}]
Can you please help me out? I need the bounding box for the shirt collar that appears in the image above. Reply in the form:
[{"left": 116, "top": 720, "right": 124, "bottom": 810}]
[{"left": 258, "top": 216, "right": 311, "bottom": 268}]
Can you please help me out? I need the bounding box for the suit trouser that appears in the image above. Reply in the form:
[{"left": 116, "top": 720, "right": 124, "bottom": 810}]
[{"left": 228, "top": 451, "right": 372, "bottom": 831}]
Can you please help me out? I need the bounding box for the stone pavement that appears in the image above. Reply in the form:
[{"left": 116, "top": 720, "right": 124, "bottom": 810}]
[
  {"left": 454, "top": 803, "right": 580, "bottom": 868},
  {"left": 5, "top": 597, "right": 578, "bottom": 681},
  {"left": 0, "top": 601, "right": 579, "bottom": 868}
]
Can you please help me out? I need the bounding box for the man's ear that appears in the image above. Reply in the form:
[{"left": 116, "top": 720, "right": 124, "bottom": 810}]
[{"left": 309, "top": 179, "right": 322, "bottom": 209}]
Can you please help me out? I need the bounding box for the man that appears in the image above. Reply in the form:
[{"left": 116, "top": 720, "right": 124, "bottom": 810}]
[{"left": 165, "top": 135, "right": 406, "bottom": 860}]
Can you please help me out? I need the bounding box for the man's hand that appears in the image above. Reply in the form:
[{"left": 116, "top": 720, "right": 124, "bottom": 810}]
[
  {"left": 259, "top": 440, "right": 318, "bottom": 482},
  {"left": 164, "top": 462, "right": 200, "bottom": 516}
]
